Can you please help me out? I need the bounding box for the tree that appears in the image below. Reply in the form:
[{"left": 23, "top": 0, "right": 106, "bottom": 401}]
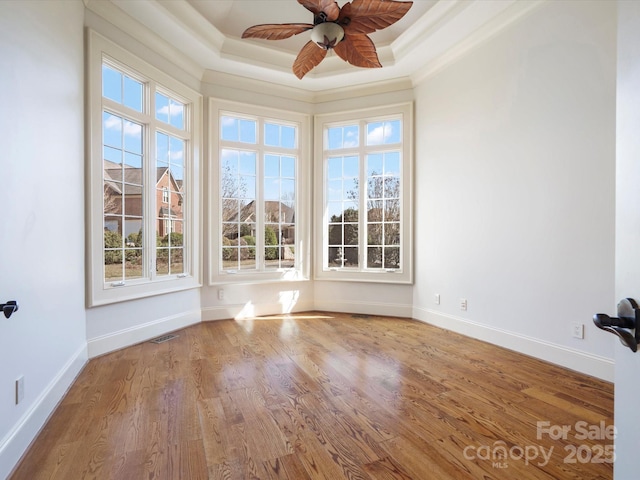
[
  {"left": 221, "top": 162, "right": 249, "bottom": 239},
  {"left": 337, "top": 170, "right": 401, "bottom": 268}
]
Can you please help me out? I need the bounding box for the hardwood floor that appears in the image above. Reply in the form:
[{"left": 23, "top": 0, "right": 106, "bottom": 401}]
[{"left": 10, "top": 312, "right": 613, "bottom": 480}]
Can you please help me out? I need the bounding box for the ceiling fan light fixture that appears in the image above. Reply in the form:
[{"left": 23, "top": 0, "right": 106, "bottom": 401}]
[
  {"left": 241, "top": 0, "right": 413, "bottom": 78},
  {"left": 310, "top": 22, "right": 345, "bottom": 50}
]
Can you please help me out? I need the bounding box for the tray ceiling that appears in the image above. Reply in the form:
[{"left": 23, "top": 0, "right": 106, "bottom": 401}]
[{"left": 89, "top": 0, "right": 542, "bottom": 92}]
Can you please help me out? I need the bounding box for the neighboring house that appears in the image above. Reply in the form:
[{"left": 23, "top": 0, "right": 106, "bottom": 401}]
[
  {"left": 103, "top": 160, "right": 183, "bottom": 239},
  {"left": 225, "top": 200, "right": 296, "bottom": 243}
]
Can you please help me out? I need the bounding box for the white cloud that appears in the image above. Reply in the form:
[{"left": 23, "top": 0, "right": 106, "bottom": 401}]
[
  {"left": 104, "top": 115, "right": 141, "bottom": 138},
  {"left": 157, "top": 101, "right": 184, "bottom": 118},
  {"left": 103, "top": 115, "right": 121, "bottom": 130},
  {"left": 367, "top": 124, "right": 393, "bottom": 145},
  {"left": 123, "top": 120, "right": 141, "bottom": 137}
]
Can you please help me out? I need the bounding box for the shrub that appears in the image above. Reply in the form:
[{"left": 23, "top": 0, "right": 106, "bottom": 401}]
[
  {"left": 222, "top": 236, "right": 249, "bottom": 261},
  {"left": 104, "top": 230, "right": 123, "bottom": 264},
  {"left": 242, "top": 235, "right": 256, "bottom": 259},
  {"left": 161, "top": 232, "right": 183, "bottom": 246},
  {"left": 264, "top": 226, "right": 279, "bottom": 260}
]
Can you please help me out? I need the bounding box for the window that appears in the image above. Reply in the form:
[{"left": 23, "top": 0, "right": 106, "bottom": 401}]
[
  {"left": 315, "top": 104, "right": 413, "bottom": 283},
  {"left": 210, "top": 100, "right": 310, "bottom": 284},
  {"left": 87, "top": 30, "right": 202, "bottom": 306}
]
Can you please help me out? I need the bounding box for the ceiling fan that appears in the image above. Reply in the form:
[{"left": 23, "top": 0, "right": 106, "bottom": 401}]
[{"left": 242, "top": 0, "right": 413, "bottom": 79}]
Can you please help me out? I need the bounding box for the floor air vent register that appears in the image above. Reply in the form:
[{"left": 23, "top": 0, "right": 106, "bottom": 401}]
[{"left": 150, "top": 334, "right": 179, "bottom": 344}]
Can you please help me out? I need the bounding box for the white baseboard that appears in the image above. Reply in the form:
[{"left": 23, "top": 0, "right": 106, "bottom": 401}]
[
  {"left": 412, "top": 306, "right": 614, "bottom": 382},
  {"left": 202, "top": 299, "right": 316, "bottom": 321},
  {"left": 313, "top": 299, "right": 413, "bottom": 319},
  {"left": 87, "top": 309, "right": 202, "bottom": 358},
  {"left": 0, "top": 344, "right": 88, "bottom": 480}
]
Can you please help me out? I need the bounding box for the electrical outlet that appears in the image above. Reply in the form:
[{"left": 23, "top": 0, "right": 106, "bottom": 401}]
[
  {"left": 218, "top": 288, "right": 225, "bottom": 301},
  {"left": 572, "top": 322, "right": 584, "bottom": 339},
  {"left": 435, "top": 293, "right": 440, "bottom": 305},
  {"left": 15, "top": 376, "right": 24, "bottom": 405},
  {"left": 460, "top": 298, "right": 467, "bottom": 311}
]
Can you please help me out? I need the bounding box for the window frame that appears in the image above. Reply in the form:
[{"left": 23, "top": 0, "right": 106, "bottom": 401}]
[
  {"left": 209, "top": 99, "right": 311, "bottom": 285},
  {"left": 87, "top": 30, "right": 202, "bottom": 306},
  {"left": 314, "top": 103, "right": 413, "bottom": 284}
]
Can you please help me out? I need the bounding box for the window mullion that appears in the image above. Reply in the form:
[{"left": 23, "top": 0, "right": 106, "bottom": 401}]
[
  {"left": 360, "top": 122, "right": 367, "bottom": 271},
  {"left": 256, "top": 148, "right": 265, "bottom": 271},
  {"left": 145, "top": 121, "right": 156, "bottom": 280}
]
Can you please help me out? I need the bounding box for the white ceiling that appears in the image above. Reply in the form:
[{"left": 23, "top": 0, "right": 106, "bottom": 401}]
[
  {"left": 93, "top": 0, "right": 543, "bottom": 92},
  {"left": 185, "top": 0, "right": 437, "bottom": 56}
]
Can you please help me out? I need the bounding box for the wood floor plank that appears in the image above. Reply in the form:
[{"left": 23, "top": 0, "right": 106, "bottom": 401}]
[{"left": 9, "top": 312, "right": 613, "bottom": 480}]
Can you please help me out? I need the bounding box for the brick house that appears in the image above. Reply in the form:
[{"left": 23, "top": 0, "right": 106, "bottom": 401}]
[{"left": 104, "top": 160, "right": 183, "bottom": 239}]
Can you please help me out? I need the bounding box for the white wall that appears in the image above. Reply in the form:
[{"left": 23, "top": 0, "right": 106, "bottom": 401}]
[
  {"left": 412, "top": 0, "right": 617, "bottom": 380},
  {"left": 0, "top": 1, "right": 87, "bottom": 478},
  {"left": 83, "top": 10, "right": 205, "bottom": 358}
]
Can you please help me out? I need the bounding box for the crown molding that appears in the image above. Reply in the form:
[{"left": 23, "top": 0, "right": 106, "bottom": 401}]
[
  {"left": 84, "top": 0, "right": 205, "bottom": 82},
  {"left": 84, "top": 0, "right": 544, "bottom": 93}
]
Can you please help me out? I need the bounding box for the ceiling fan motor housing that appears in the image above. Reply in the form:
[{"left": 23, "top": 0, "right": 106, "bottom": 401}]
[{"left": 310, "top": 22, "right": 345, "bottom": 49}]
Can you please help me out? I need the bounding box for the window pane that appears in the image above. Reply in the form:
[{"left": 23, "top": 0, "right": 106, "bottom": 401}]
[
  {"left": 102, "top": 65, "right": 122, "bottom": 103},
  {"left": 265, "top": 123, "right": 279, "bottom": 146},
  {"left": 170, "top": 137, "right": 185, "bottom": 166},
  {"left": 384, "top": 177, "right": 400, "bottom": 199},
  {"left": 368, "top": 223, "right": 382, "bottom": 245},
  {"left": 240, "top": 152, "right": 256, "bottom": 176},
  {"left": 327, "top": 180, "right": 342, "bottom": 202},
  {"left": 124, "top": 120, "right": 142, "bottom": 154},
  {"left": 367, "top": 247, "right": 382, "bottom": 268},
  {"left": 155, "top": 93, "right": 169, "bottom": 123},
  {"left": 221, "top": 116, "right": 239, "bottom": 141},
  {"left": 102, "top": 64, "right": 143, "bottom": 113},
  {"left": 221, "top": 116, "right": 256, "bottom": 143},
  {"left": 368, "top": 154, "right": 383, "bottom": 177},
  {"left": 282, "top": 125, "right": 296, "bottom": 148},
  {"left": 367, "top": 119, "right": 401, "bottom": 145},
  {"left": 386, "top": 223, "right": 400, "bottom": 245},
  {"left": 343, "top": 247, "right": 358, "bottom": 267},
  {"left": 265, "top": 154, "right": 279, "bottom": 177},
  {"left": 103, "top": 112, "right": 122, "bottom": 148},
  {"left": 170, "top": 99, "right": 185, "bottom": 129},
  {"left": 155, "top": 93, "right": 185, "bottom": 129},
  {"left": 384, "top": 247, "right": 400, "bottom": 268},
  {"left": 123, "top": 76, "right": 142, "bottom": 112},
  {"left": 328, "top": 125, "right": 358, "bottom": 149},
  {"left": 328, "top": 157, "right": 342, "bottom": 179},
  {"left": 240, "top": 119, "right": 256, "bottom": 143},
  {"left": 265, "top": 122, "right": 297, "bottom": 148},
  {"left": 385, "top": 152, "right": 400, "bottom": 175},
  {"left": 344, "top": 156, "right": 359, "bottom": 178},
  {"left": 281, "top": 156, "right": 295, "bottom": 177}
]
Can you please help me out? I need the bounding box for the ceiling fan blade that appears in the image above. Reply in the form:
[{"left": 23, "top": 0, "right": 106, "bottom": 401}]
[
  {"left": 333, "top": 34, "right": 381, "bottom": 68},
  {"left": 340, "top": 0, "right": 412, "bottom": 35},
  {"left": 298, "top": 0, "right": 341, "bottom": 22},
  {"left": 242, "top": 23, "right": 313, "bottom": 41},
  {"left": 293, "top": 41, "right": 328, "bottom": 79}
]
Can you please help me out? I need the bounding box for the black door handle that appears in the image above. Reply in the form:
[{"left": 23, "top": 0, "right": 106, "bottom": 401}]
[
  {"left": 593, "top": 298, "right": 640, "bottom": 352},
  {"left": 1, "top": 300, "right": 18, "bottom": 319}
]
